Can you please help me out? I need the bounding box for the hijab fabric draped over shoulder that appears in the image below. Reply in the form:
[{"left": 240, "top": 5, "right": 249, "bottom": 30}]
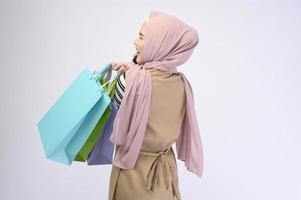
[{"left": 109, "top": 10, "right": 204, "bottom": 177}]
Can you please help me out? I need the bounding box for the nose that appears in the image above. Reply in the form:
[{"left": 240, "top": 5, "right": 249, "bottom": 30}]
[{"left": 134, "top": 38, "right": 138, "bottom": 46}]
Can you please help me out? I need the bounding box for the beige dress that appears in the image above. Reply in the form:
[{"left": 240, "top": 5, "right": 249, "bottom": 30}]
[{"left": 108, "top": 68, "right": 186, "bottom": 200}]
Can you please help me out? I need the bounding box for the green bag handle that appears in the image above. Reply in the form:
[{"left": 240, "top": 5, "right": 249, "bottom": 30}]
[
  {"left": 92, "top": 63, "right": 113, "bottom": 83},
  {"left": 98, "top": 68, "right": 124, "bottom": 98},
  {"left": 102, "top": 72, "right": 123, "bottom": 97}
]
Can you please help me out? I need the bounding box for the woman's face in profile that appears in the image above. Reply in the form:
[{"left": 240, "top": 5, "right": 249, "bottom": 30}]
[{"left": 133, "top": 19, "right": 148, "bottom": 64}]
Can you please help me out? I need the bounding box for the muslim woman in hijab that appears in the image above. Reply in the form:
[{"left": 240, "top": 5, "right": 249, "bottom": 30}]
[{"left": 108, "top": 10, "right": 204, "bottom": 200}]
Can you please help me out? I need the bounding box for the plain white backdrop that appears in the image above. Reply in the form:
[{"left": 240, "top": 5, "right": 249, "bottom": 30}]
[{"left": 0, "top": 0, "right": 300, "bottom": 199}]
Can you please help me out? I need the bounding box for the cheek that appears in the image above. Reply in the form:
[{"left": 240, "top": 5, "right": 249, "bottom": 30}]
[
  {"left": 136, "top": 54, "right": 143, "bottom": 62},
  {"left": 138, "top": 41, "right": 144, "bottom": 50},
  {"left": 141, "top": 42, "right": 144, "bottom": 51}
]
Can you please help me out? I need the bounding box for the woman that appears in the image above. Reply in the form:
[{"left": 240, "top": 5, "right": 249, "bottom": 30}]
[{"left": 108, "top": 11, "right": 204, "bottom": 200}]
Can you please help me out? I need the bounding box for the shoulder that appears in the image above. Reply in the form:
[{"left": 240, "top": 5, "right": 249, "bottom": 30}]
[{"left": 148, "top": 69, "right": 180, "bottom": 80}]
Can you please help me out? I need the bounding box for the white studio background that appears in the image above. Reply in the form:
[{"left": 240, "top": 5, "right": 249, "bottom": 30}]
[{"left": 0, "top": 0, "right": 300, "bottom": 200}]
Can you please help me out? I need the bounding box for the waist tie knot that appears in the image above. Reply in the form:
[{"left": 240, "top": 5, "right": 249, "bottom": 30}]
[{"left": 139, "top": 146, "right": 181, "bottom": 200}]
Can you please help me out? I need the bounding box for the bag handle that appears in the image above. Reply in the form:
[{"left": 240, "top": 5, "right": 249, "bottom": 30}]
[
  {"left": 92, "top": 63, "right": 113, "bottom": 83},
  {"left": 92, "top": 63, "right": 125, "bottom": 97},
  {"left": 97, "top": 63, "right": 112, "bottom": 77},
  {"left": 101, "top": 71, "right": 123, "bottom": 96}
]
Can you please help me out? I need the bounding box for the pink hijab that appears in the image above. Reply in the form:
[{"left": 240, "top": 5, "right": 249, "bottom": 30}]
[{"left": 109, "top": 10, "right": 204, "bottom": 177}]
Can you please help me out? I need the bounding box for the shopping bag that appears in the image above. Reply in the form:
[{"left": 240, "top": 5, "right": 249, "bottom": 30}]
[
  {"left": 37, "top": 63, "right": 114, "bottom": 165},
  {"left": 87, "top": 100, "right": 118, "bottom": 165},
  {"left": 74, "top": 72, "right": 119, "bottom": 162}
]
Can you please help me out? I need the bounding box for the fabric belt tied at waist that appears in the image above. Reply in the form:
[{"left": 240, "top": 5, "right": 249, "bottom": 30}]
[{"left": 139, "top": 146, "right": 181, "bottom": 200}]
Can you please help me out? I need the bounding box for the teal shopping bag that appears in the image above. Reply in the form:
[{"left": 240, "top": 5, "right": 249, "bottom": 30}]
[
  {"left": 74, "top": 72, "right": 119, "bottom": 162},
  {"left": 37, "top": 63, "right": 114, "bottom": 165}
]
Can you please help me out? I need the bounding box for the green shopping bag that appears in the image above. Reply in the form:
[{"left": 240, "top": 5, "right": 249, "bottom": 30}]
[{"left": 74, "top": 68, "right": 120, "bottom": 162}]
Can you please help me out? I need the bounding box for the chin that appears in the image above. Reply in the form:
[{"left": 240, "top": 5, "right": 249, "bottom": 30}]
[{"left": 136, "top": 54, "right": 144, "bottom": 64}]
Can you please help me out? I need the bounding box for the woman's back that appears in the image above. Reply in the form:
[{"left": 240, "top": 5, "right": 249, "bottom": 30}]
[
  {"left": 141, "top": 68, "right": 186, "bottom": 152},
  {"left": 109, "top": 68, "right": 186, "bottom": 200}
]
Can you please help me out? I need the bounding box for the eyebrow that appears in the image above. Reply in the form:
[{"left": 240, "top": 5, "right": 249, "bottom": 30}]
[{"left": 139, "top": 32, "right": 144, "bottom": 37}]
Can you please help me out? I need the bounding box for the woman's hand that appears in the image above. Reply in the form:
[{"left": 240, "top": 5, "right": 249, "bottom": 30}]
[{"left": 112, "top": 61, "right": 134, "bottom": 72}]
